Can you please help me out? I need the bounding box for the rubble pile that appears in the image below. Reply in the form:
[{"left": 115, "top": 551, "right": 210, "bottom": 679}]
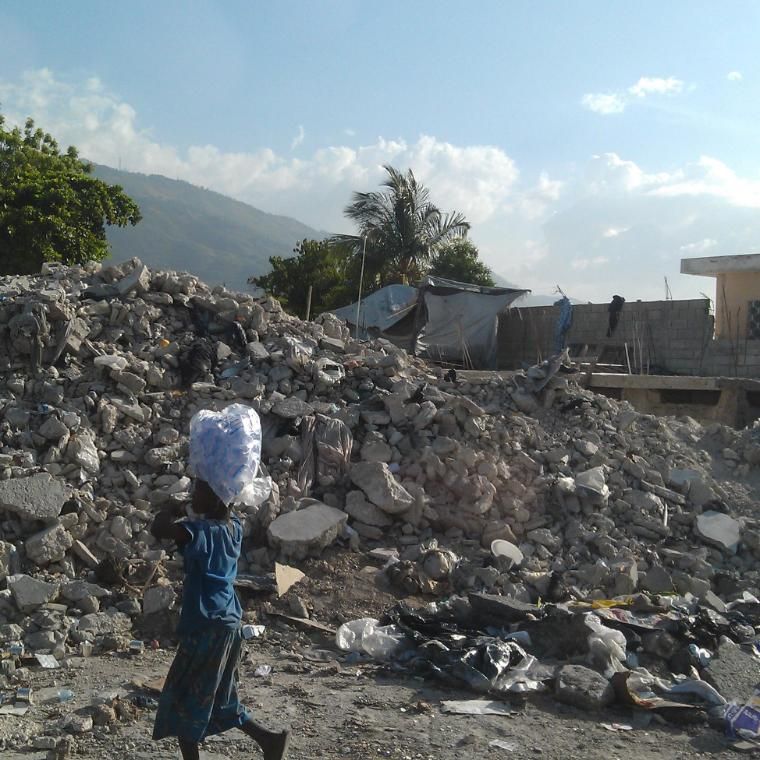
[{"left": 0, "top": 258, "right": 759, "bottom": 657}]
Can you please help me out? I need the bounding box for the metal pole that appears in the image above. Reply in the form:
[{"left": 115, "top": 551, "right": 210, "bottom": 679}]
[
  {"left": 354, "top": 235, "right": 367, "bottom": 339},
  {"left": 305, "top": 284, "right": 313, "bottom": 322}
]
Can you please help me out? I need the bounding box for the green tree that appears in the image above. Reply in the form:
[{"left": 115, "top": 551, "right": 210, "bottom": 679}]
[
  {"left": 251, "top": 239, "right": 355, "bottom": 317},
  {"left": 0, "top": 112, "right": 141, "bottom": 275},
  {"left": 335, "top": 165, "right": 470, "bottom": 286},
  {"left": 428, "top": 239, "right": 495, "bottom": 287}
]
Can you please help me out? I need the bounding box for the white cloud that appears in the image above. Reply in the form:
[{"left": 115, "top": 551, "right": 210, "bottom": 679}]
[
  {"left": 581, "top": 92, "right": 626, "bottom": 115},
  {"left": 290, "top": 125, "right": 305, "bottom": 150},
  {"left": 679, "top": 238, "right": 717, "bottom": 254},
  {"left": 7, "top": 68, "right": 760, "bottom": 303},
  {"left": 628, "top": 76, "right": 684, "bottom": 97},
  {"left": 582, "top": 75, "right": 685, "bottom": 115},
  {"left": 571, "top": 256, "right": 609, "bottom": 270},
  {"left": 727, "top": 70, "right": 743, "bottom": 82},
  {"left": 603, "top": 226, "right": 630, "bottom": 238}
]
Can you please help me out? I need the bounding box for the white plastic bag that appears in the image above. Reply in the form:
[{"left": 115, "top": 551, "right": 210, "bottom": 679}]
[
  {"left": 335, "top": 618, "right": 405, "bottom": 660},
  {"left": 586, "top": 613, "right": 627, "bottom": 677},
  {"left": 189, "top": 404, "right": 267, "bottom": 506}
]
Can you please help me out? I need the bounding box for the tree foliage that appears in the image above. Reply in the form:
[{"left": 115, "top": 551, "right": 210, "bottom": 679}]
[
  {"left": 334, "top": 165, "right": 470, "bottom": 286},
  {"left": 0, "top": 112, "right": 141, "bottom": 275},
  {"left": 251, "top": 239, "right": 356, "bottom": 318},
  {"left": 429, "top": 239, "right": 495, "bottom": 287}
]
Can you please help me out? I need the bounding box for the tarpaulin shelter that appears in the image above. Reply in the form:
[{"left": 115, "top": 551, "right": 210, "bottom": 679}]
[{"left": 331, "top": 276, "right": 528, "bottom": 369}]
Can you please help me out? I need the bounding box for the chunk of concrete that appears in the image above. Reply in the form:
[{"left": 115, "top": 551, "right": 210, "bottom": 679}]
[
  {"left": 116, "top": 263, "right": 150, "bottom": 295},
  {"left": 350, "top": 462, "right": 414, "bottom": 515},
  {"left": 0, "top": 473, "right": 69, "bottom": 522},
  {"left": 76, "top": 610, "right": 132, "bottom": 636},
  {"left": 268, "top": 501, "right": 348, "bottom": 560},
  {"left": 696, "top": 511, "right": 741, "bottom": 553},
  {"left": 25, "top": 523, "right": 74, "bottom": 566},
  {"left": 8, "top": 574, "right": 59, "bottom": 612},
  {"left": 555, "top": 664, "right": 615, "bottom": 711},
  {"left": 0, "top": 540, "right": 15, "bottom": 582},
  {"left": 705, "top": 640, "right": 760, "bottom": 703},
  {"left": 143, "top": 584, "right": 176, "bottom": 615},
  {"left": 344, "top": 491, "right": 393, "bottom": 528},
  {"left": 272, "top": 397, "right": 314, "bottom": 419}
]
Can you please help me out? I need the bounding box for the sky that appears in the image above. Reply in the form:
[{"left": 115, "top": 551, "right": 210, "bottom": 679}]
[{"left": 2, "top": 1, "right": 760, "bottom": 301}]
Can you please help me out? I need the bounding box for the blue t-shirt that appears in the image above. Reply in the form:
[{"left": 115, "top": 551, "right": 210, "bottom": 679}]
[{"left": 176, "top": 514, "right": 243, "bottom": 636}]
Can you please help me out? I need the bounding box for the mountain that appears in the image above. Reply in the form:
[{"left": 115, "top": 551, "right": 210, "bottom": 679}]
[{"left": 92, "top": 164, "right": 324, "bottom": 290}]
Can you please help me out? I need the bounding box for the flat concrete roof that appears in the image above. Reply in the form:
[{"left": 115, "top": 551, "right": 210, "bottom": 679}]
[{"left": 681, "top": 253, "right": 760, "bottom": 277}]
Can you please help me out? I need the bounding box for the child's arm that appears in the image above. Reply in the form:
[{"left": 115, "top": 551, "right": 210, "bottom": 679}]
[{"left": 150, "top": 509, "right": 192, "bottom": 546}]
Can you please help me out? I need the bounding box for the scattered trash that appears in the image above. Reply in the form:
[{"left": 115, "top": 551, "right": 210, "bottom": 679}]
[
  {"left": 441, "top": 700, "right": 515, "bottom": 716},
  {"left": 128, "top": 640, "right": 145, "bottom": 655},
  {"left": 275, "top": 563, "right": 306, "bottom": 597},
  {"left": 601, "top": 722, "right": 634, "bottom": 732},
  {"left": 253, "top": 665, "right": 273, "bottom": 678},
  {"left": 488, "top": 739, "right": 517, "bottom": 751},
  {"left": 57, "top": 689, "right": 74, "bottom": 703},
  {"left": 34, "top": 653, "right": 59, "bottom": 669},
  {"left": 242, "top": 624, "right": 266, "bottom": 640},
  {"left": 490, "top": 540, "right": 523, "bottom": 568}
]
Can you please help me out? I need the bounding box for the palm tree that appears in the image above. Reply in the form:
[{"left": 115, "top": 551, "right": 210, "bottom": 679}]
[{"left": 334, "top": 165, "right": 470, "bottom": 287}]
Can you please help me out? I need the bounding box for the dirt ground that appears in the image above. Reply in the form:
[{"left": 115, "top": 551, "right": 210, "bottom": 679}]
[{"left": 0, "top": 553, "right": 750, "bottom": 760}]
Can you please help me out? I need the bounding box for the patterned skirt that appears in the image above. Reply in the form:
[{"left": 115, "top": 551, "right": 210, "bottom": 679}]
[{"left": 153, "top": 625, "right": 249, "bottom": 743}]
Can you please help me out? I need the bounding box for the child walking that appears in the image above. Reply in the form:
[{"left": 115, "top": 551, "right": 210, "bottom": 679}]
[{"left": 150, "top": 405, "right": 290, "bottom": 760}]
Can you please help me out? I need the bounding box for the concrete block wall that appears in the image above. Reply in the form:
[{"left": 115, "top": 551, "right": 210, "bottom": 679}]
[{"left": 496, "top": 298, "right": 760, "bottom": 376}]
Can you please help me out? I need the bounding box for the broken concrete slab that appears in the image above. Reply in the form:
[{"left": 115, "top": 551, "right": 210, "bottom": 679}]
[
  {"left": 8, "top": 574, "right": 60, "bottom": 612},
  {"left": 267, "top": 501, "right": 348, "bottom": 560},
  {"left": 350, "top": 462, "right": 414, "bottom": 515},
  {"left": 0, "top": 473, "right": 69, "bottom": 522},
  {"left": 343, "top": 490, "right": 393, "bottom": 528},
  {"left": 555, "top": 664, "right": 615, "bottom": 711},
  {"left": 25, "top": 523, "right": 74, "bottom": 566},
  {"left": 696, "top": 511, "right": 741, "bottom": 553},
  {"left": 704, "top": 640, "right": 760, "bottom": 703}
]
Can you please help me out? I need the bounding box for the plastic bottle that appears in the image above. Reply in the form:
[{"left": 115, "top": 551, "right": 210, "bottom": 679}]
[{"left": 57, "top": 689, "right": 74, "bottom": 703}]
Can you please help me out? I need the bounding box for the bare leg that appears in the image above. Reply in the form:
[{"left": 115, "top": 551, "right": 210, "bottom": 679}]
[
  {"left": 178, "top": 738, "right": 200, "bottom": 760},
  {"left": 240, "top": 715, "right": 291, "bottom": 760}
]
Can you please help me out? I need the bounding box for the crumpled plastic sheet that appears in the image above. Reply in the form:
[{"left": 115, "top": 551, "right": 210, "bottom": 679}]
[
  {"left": 381, "top": 602, "right": 552, "bottom": 695},
  {"left": 297, "top": 413, "right": 352, "bottom": 496}
]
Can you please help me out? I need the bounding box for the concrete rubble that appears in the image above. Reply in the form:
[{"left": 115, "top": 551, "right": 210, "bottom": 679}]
[{"left": 1, "top": 258, "right": 760, "bottom": 743}]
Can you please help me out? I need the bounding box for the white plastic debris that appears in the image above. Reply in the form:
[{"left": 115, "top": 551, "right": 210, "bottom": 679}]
[{"left": 189, "top": 404, "right": 269, "bottom": 506}]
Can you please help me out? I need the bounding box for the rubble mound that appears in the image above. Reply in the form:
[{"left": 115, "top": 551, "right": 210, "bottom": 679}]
[{"left": 1, "top": 258, "right": 760, "bottom": 654}]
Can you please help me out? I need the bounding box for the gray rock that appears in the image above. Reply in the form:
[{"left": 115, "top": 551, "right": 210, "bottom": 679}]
[
  {"left": 143, "top": 584, "right": 176, "bottom": 615},
  {"left": 641, "top": 565, "right": 674, "bottom": 594},
  {"left": 25, "top": 629, "right": 61, "bottom": 651},
  {"left": 696, "top": 511, "right": 741, "bottom": 552},
  {"left": 0, "top": 540, "right": 15, "bottom": 582},
  {"left": 116, "top": 262, "right": 150, "bottom": 295},
  {"left": 25, "top": 523, "right": 73, "bottom": 566},
  {"left": 350, "top": 462, "right": 414, "bottom": 515},
  {"left": 8, "top": 574, "right": 59, "bottom": 612},
  {"left": 554, "top": 664, "right": 615, "bottom": 711},
  {"left": 0, "top": 472, "right": 69, "bottom": 522},
  {"left": 39, "top": 417, "right": 70, "bottom": 441},
  {"left": 61, "top": 580, "right": 111, "bottom": 602},
  {"left": 76, "top": 610, "right": 132, "bottom": 636},
  {"left": 272, "top": 397, "right": 314, "bottom": 419},
  {"left": 344, "top": 491, "right": 393, "bottom": 528},
  {"left": 267, "top": 501, "right": 348, "bottom": 560},
  {"left": 705, "top": 640, "right": 760, "bottom": 702},
  {"left": 67, "top": 432, "right": 100, "bottom": 474}
]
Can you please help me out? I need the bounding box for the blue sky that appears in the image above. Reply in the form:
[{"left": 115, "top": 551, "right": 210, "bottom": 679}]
[{"left": 2, "top": 1, "right": 760, "bottom": 301}]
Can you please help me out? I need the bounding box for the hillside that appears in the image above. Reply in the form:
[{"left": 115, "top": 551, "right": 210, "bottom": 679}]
[{"left": 92, "top": 164, "right": 324, "bottom": 290}]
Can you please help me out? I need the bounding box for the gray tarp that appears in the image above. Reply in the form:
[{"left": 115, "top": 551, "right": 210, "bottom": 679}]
[
  {"left": 332, "top": 284, "right": 418, "bottom": 337},
  {"left": 330, "top": 277, "right": 528, "bottom": 369}
]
